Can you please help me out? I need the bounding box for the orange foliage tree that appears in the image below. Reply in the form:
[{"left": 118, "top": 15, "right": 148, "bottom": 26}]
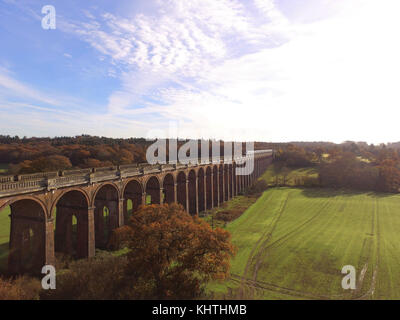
[{"left": 119, "top": 203, "right": 236, "bottom": 299}]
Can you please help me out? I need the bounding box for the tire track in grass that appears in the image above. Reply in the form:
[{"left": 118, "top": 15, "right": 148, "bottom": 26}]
[
  {"left": 237, "top": 190, "right": 292, "bottom": 299},
  {"left": 352, "top": 194, "right": 375, "bottom": 298},
  {"left": 240, "top": 190, "right": 333, "bottom": 298},
  {"left": 232, "top": 191, "right": 380, "bottom": 300},
  {"left": 251, "top": 196, "right": 336, "bottom": 288},
  {"left": 259, "top": 200, "right": 333, "bottom": 252},
  {"left": 236, "top": 194, "right": 371, "bottom": 300},
  {"left": 357, "top": 196, "right": 380, "bottom": 299},
  {"left": 231, "top": 273, "right": 336, "bottom": 299}
]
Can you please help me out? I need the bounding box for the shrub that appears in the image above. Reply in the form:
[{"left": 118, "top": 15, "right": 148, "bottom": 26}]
[
  {"left": 248, "top": 179, "right": 268, "bottom": 194},
  {"left": 41, "top": 252, "right": 129, "bottom": 300},
  {"left": 0, "top": 276, "right": 41, "bottom": 300}
]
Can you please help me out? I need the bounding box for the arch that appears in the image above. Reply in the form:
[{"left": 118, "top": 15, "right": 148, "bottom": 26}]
[
  {"left": 163, "top": 174, "right": 175, "bottom": 204},
  {"left": 0, "top": 196, "right": 47, "bottom": 217},
  {"left": 218, "top": 165, "right": 224, "bottom": 204},
  {"left": 213, "top": 166, "right": 219, "bottom": 207},
  {"left": 224, "top": 164, "right": 229, "bottom": 201},
  {"left": 177, "top": 171, "right": 187, "bottom": 211},
  {"left": 92, "top": 182, "right": 120, "bottom": 207},
  {"left": 228, "top": 164, "right": 233, "bottom": 199},
  {"left": 205, "top": 166, "right": 212, "bottom": 210},
  {"left": 188, "top": 170, "right": 197, "bottom": 215},
  {"left": 145, "top": 176, "right": 161, "bottom": 204},
  {"left": 7, "top": 198, "right": 46, "bottom": 274},
  {"left": 233, "top": 162, "right": 237, "bottom": 196},
  {"left": 197, "top": 168, "right": 205, "bottom": 213},
  {"left": 124, "top": 179, "right": 143, "bottom": 220},
  {"left": 93, "top": 184, "right": 120, "bottom": 249},
  {"left": 54, "top": 190, "right": 89, "bottom": 259},
  {"left": 50, "top": 187, "right": 90, "bottom": 218}
]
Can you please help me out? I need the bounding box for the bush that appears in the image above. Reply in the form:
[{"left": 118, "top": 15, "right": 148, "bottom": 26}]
[
  {"left": 41, "top": 252, "right": 130, "bottom": 300},
  {"left": 248, "top": 179, "right": 268, "bottom": 194},
  {"left": 0, "top": 276, "right": 41, "bottom": 300},
  {"left": 216, "top": 210, "right": 242, "bottom": 222}
]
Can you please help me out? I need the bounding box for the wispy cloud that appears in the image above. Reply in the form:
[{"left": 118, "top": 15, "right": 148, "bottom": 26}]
[{"left": 0, "top": 67, "right": 60, "bottom": 106}]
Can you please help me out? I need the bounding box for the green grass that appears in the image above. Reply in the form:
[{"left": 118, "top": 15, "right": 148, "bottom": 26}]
[
  {"left": 0, "top": 206, "right": 10, "bottom": 273},
  {"left": 207, "top": 187, "right": 400, "bottom": 300},
  {"left": 260, "top": 164, "right": 318, "bottom": 186}
]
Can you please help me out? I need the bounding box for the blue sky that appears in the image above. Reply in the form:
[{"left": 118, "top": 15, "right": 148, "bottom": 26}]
[{"left": 0, "top": 0, "right": 399, "bottom": 143}]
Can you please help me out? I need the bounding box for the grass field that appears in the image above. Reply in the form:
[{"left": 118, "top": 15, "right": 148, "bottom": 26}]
[
  {"left": 260, "top": 164, "right": 318, "bottom": 186},
  {"left": 0, "top": 206, "right": 10, "bottom": 273},
  {"left": 207, "top": 187, "right": 400, "bottom": 300}
]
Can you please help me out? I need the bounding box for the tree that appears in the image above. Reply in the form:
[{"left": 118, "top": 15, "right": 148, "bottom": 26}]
[
  {"left": 31, "top": 155, "right": 72, "bottom": 172},
  {"left": 120, "top": 203, "right": 236, "bottom": 299}
]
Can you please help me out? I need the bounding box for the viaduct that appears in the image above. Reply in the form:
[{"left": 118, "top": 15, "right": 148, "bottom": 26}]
[{"left": 0, "top": 150, "right": 273, "bottom": 274}]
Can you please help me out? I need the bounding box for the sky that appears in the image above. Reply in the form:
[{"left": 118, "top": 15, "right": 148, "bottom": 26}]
[{"left": 0, "top": 0, "right": 399, "bottom": 144}]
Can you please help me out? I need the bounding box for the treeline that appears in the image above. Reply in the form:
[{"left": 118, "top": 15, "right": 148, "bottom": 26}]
[
  {"left": 0, "top": 135, "right": 261, "bottom": 175},
  {"left": 0, "top": 137, "right": 148, "bottom": 174},
  {"left": 274, "top": 142, "right": 400, "bottom": 193}
]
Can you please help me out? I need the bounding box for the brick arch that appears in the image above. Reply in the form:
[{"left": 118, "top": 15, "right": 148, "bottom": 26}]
[
  {"left": 228, "top": 163, "right": 233, "bottom": 200},
  {"left": 50, "top": 187, "right": 90, "bottom": 217},
  {"left": 218, "top": 164, "right": 224, "bottom": 204},
  {"left": 224, "top": 164, "right": 229, "bottom": 201},
  {"left": 93, "top": 183, "right": 120, "bottom": 249},
  {"left": 233, "top": 162, "right": 237, "bottom": 196},
  {"left": 8, "top": 198, "right": 47, "bottom": 275},
  {"left": 145, "top": 175, "right": 161, "bottom": 204},
  {"left": 176, "top": 171, "right": 187, "bottom": 211},
  {"left": 143, "top": 174, "right": 162, "bottom": 190},
  {"left": 205, "top": 166, "right": 213, "bottom": 210},
  {"left": 121, "top": 177, "right": 144, "bottom": 197},
  {"left": 162, "top": 173, "right": 175, "bottom": 204},
  {"left": 212, "top": 165, "right": 219, "bottom": 207},
  {"left": 91, "top": 182, "right": 121, "bottom": 208},
  {"left": 123, "top": 179, "right": 143, "bottom": 220},
  {"left": 53, "top": 189, "right": 90, "bottom": 259},
  {"left": 0, "top": 195, "right": 48, "bottom": 219},
  {"left": 197, "top": 167, "right": 205, "bottom": 213},
  {"left": 188, "top": 169, "right": 197, "bottom": 215}
]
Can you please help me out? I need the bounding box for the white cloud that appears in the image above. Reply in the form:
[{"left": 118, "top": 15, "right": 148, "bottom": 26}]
[
  {"left": 8, "top": 0, "right": 400, "bottom": 143},
  {"left": 135, "top": 0, "right": 400, "bottom": 143}
]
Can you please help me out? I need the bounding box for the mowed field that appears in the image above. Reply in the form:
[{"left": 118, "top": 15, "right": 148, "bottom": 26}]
[{"left": 208, "top": 187, "right": 400, "bottom": 300}]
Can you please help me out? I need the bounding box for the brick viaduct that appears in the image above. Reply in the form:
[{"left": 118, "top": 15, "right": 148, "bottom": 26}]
[{"left": 0, "top": 150, "right": 273, "bottom": 274}]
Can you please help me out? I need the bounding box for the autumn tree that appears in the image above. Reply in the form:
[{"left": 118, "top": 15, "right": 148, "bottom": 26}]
[
  {"left": 119, "top": 203, "right": 236, "bottom": 299},
  {"left": 376, "top": 159, "right": 400, "bottom": 192}
]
